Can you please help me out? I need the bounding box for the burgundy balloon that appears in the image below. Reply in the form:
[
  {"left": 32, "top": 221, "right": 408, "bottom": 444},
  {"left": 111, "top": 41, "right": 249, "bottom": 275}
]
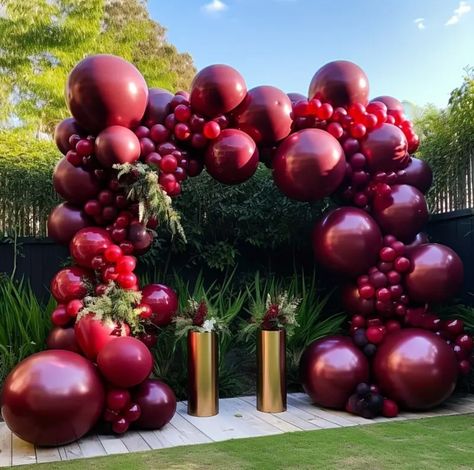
[
  {"left": 308, "top": 60, "right": 369, "bottom": 107},
  {"left": 232, "top": 85, "right": 292, "bottom": 145},
  {"left": 95, "top": 125, "right": 141, "bottom": 167},
  {"left": 405, "top": 232, "right": 429, "bottom": 255},
  {"left": 141, "top": 284, "right": 178, "bottom": 327},
  {"left": 128, "top": 222, "right": 153, "bottom": 254},
  {"left": 53, "top": 157, "right": 101, "bottom": 204},
  {"left": 190, "top": 64, "right": 247, "bottom": 117},
  {"left": 54, "top": 118, "right": 84, "bottom": 155},
  {"left": 405, "top": 243, "right": 464, "bottom": 303},
  {"left": 48, "top": 202, "right": 91, "bottom": 245},
  {"left": 371, "top": 95, "right": 404, "bottom": 114},
  {"left": 287, "top": 92, "right": 306, "bottom": 104},
  {"left": 66, "top": 54, "right": 148, "bottom": 133},
  {"left": 342, "top": 284, "right": 375, "bottom": 316},
  {"left": 50, "top": 266, "right": 91, "bottom": 303},
  {"left": 300, "top": 336, "right": 369, "bottom": 409},
  {"left": 312, "top": 207, "right": 383, "bottom": 277},
  {"left": 272, "top": 129, "right": 346, "bottom": 202},
  {"left": 143, "top": 89, "right": 173, "bottom": 127},
  {"left": 133, "top": 379, "right": 177, "bottom": 430},
  {"left": 46, "top": 326, "right": 81, "bottom": 354},
  {"left": 1, "top": 350, "right": 105, "bottom": 446},
  {"left": 395, "top": 157, "right": 433, "bottom": 194},
  {"left": 205, "top": 129, "right": 259, "bottom": 185},
  {"left": 373, "top": 184, "right": 429, "bottom": 243},
  {"left": 373, "top": 329, "right": 458, "bottom": 410},
  {"left": 70, "top": 227, "right": 112, "bottom": 268},
  {"left": 360, "top": 124, "right": 409, "bottom": 172}
]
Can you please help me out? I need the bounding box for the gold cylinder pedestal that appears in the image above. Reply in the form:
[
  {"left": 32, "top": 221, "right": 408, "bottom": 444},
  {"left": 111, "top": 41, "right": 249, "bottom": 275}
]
[
  {"left": 187, "top": 331, "right": 219, "bottom": 417},
  {"left": 257, "top": 329, "right": 286, "bottom": 413}
]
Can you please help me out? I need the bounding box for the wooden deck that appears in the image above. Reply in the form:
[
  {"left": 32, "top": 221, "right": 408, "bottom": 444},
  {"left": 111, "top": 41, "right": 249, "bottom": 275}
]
[{"left": 1, "top": 392, "right": 473, "bottom": 467}]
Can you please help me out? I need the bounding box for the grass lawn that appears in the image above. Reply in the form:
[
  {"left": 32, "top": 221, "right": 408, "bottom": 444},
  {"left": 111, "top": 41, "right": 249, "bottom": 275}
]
[{"left": 27, "top": 414, "right": 474, "bottom": 470}]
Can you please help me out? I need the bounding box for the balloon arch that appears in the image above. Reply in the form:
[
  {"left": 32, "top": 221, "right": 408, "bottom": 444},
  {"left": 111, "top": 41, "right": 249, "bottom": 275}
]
[{"left": 1, "top": 55, "right": 470, "bottom": 445}]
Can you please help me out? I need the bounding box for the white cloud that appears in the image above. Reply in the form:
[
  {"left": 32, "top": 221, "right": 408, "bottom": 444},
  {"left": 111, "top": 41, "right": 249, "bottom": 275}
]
[
  {"left": 445, "top": 1, "right": 471, "bottom": 25},
  {"left": 202, "top": 0, "right": 228, "bottom": 14},
  {"left": 414, "top": 18, "right": 426, "bottom": 30}
]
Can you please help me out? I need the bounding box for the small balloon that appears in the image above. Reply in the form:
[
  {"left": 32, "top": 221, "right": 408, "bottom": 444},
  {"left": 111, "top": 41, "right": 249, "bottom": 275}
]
[
  {"left": 95, "top": 126, "right": 141, "bottom": 167},
  {"left": 143, "top": 89, "right": 173, "bottom": 127},
  {"left": 141, "top": 284, "right": 179, "bottom": 327},
  {"left": 54, "top": 118, "right": 84, "bottom": 155},
  {"left": 48, "top": 202, "right": 91, "bottom": 245},
  {"left": 70, "top": 227, "right": 112, "bottom": 268},
  {"left": 46, "top": 327, "right": 81, "bottom": 354}
]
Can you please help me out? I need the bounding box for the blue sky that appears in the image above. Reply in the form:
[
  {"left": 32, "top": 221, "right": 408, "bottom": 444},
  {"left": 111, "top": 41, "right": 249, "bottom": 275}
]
[{"left": 149, "top": 0, "right": 474, "bottom": 108}]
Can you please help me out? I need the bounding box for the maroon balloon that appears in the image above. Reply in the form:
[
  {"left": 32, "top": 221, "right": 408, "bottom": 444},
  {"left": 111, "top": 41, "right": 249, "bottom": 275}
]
[
  {"left": 205, "top": 129, "right": 259, "bottom": 185},
  {"left": 143, "top": 89, "right": 173, "bottom": 127},
  {"left": 95, "top": 125, "right": 141, "bottom": 167},
  {"left": 1, "top": 350, "right": 105, "bottom": 446},
  {"left": 312, "top": 207, "right": 383, "bottom": 277},
  {"left": 342, "top": 284, "right": 375, "bottom": 316},
  {"left": 405, "top": 232, "right": 429, "bottom": 255},
  {"left": 374, "top": 329, "right": 458, "bottom": 410},
  {"left": 53, "top": 157, "right": 101, "bottom": 204},
  {"left": 272, "top": 129, "right": 346, "bottom": 201},
  {"left": 54, "top": 118, "right": 84, "bottom": 155},
  {"left": 395, "top": 157, "right": 433, "bottom": 194},
  {"left": 371, "top": 95, "right": 404, "bottom": 114},
  {"left": 133, "top": 379, "right": 177, "bottom": 430},
  {"left": 190, "top": 64, "right": 247, "bottom": 117},
  {"left": 46, "top": 326, "right": 81, "bottom": 354},
  {"left": 300, "top": 336, "right": 369, "bottom": 409},
  {"left": 66, "top": 54, "right": 148, "bottom": 133},
  {"left": 287, "top": 92, "right": 306, "bottom": 104},
  {"left": 48, "top": 202, "right": 92, "bottom": 245},
  {"left": 141, "top": 284, "right": 178, "bottom": 327},
  {"left": 360, "top": 124, "right": 409, "bottom": 172},
  {"left": 232, "top": 86, "right": 292, "bottom": 145},
  {"left": 405, "top": 243, "right": 464, "bottom": 303},
  {"left": 70, "top": 227, "right": 112, "bottom": 268},
  {"left": 308, "top": 60, "right": 369, "bottom": 107},
  {"left": 50, "top": 266, "right": 91, "bottom": 303},
  {"left": 128, "top": 221, "right": 153, "bottom": 254},
  {"left": 373, "top": 184, "right": 429, "bottom": 243}
]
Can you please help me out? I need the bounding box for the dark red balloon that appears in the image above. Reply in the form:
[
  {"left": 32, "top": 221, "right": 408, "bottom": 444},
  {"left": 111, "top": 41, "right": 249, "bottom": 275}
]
[
  {"left": 50, "top": 266, "right": 91, "bottom": 303},
  {"left": 308, "top": 60, "right": 369, "bottom": 107},
  {"left": 141, "top": 284, "right": 178, "bottom": 327},
  {"left": 272, "top": 129, "right": 346, "bottom": 201},
  {"left": 373, "top": 184, "right": 428, "bottom": 243},
  {"left": 1, "top": 350, "right": 104, "bottom": 446},
  {"left": 312, "top": 207, "right": 383, "bottom": 277},
  {"left": 342, "top": 284, "right": 375, "bottom": 316},
  {"left": 300, "top": 336, "right": 369, "bottom": 409},
  {"left": 46, "top": 326, "right": 81, "bottom": 354},
  {"left": 287, "top": 92, "right": 306, "bottom": 104},
  {"left": 66, "top": 54, "right": 148, "bottom": 133},
  {"left": 405, "top": 232, "right": 429, "bottom": 255},
  {"left": 374, "top": 329, "right": 458, "bottom": 410},
  {"left": 205, "top": 129, "right": 259, "bottom": 184},
  {"left": 371, "top": 95, "right": 404, "bottom": 114},
  {"left": 128, "top": 222, "right": 153, "bottom": 254},
  {"left": 70, "top": 227, "right": 112, "bottom": 268},
  {"left": 143, "top": 89, "right": 173, "bottom": 127},
  {"left": 395, "top": 157, "right": 433, "bottom": 194},
  {"left": 95, "top": 126, "right": 141, "bottom": 167},
  {"left": 190, "top": 64, "right": 247, "bottom": 117},
  {"left": 133, "top": 379, "right": 177, "bottom": 430},
  {"left": 54, "top": 118, "right": 84, "bottom": 155},
  {"left": 232, "top": 86, "right": 292, "bottom": 145},
  {"left": 405, "top": 243, "right": 464, "bottom": 303},
  {"left": 48, "top": 202, "right": 91, "bottom": 245}
]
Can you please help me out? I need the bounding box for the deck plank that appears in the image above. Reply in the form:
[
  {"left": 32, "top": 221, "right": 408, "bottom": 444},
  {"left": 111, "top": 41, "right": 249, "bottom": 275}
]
[
  {"left": 57, "top": 441, "right": 83, "bottom": 461},
  {"left": 11, "top": 434, "right": 36, "bottom": 466},
  {"left": 77, "top": 434, "right": 106, "bottom": 458},
  {"left": 0, "top": 423, "right": 12, "bottom": 468},
  {"left": 97, "top": 434, "right": 129, "bottom": 455},
  {"left": 119, "top": 431, "right": 151, "bottom": 453},
  {"left": 35, "top": 446, "right": 62, "bottom": 464}
]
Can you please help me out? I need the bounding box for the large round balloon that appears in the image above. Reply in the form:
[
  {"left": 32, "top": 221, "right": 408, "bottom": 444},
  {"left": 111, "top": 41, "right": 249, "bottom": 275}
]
[
  {"left": 53, "top": 157, "right": 101, "bottom": 204},
  {"left": 405, "top": 243, "right": 464, "bottom": 303},
  {"left": 54, "top": 118, "right": 84, "bottom": 155},
  {"left": 66, "top": 54, "right": 148, "bottom": 133},
  {"left": 70, "top": 227, "right": 112, "bottom": 268},
  {"left": 308, "top": 60, "right": 369, "bottom": 107},
  {"left": 272, "top": 129, "right": 346, "bottom": 201},
  {"left": 232, "top": 85, "right": 292, "bottom": 145},
  {"left": 205, "top": 129, "right": 259, "bottom": 184},
  {"left": 342, "top": 284, "right": 375, "bottom": 316},
  {"left": 133, "top": 379, "right": 177, "bottom": 430},
  {"left": 373, "top": 329, "right": 458, "bottom": 410},
  {"left": 1, "top": 350, "right": 105, "bottom": 446},
  {"left": 395, "top": 157, "right": 433, "bottom": 194},
  {"left": 141, "top": 284, "right": 179, "bottom": 327},
  {"left": 190, "top": 64, "right": 247, "bottom": 117},
  {"left": 143, "top": 88, "right": 173, "bottom": 127},
  {"left": 360, "top": 124, "right": 408, "bottom": 172},
  {"left": 46, "top": 326, "right": 81, "bottom": 354},
  {"left": 48, "top": 202, "right": 91, "bottom": 245},
  {"left": 312, "top": 207, "right": 383, "bottom": 277},
  {"left": 300, "top": 336, "right": 369, "bottom": 409},
  {"left": 95, "top": 125, "right": 141, "bottom": 167},
  {"left": 372, "top": 184, "right": 429, "bottom": 243},
  {"left": 50, "top": 266, "right": 91, "bottom": 303}
]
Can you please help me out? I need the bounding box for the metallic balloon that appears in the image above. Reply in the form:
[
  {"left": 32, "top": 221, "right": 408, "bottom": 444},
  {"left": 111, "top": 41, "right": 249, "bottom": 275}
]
[
  {"left": 373, "top": 328, "right": 458, "bottom": 410},
  {"left": 48, "top": 202, "right": 92, "bottom": 245},
  {"left": 308, "top": 60, "right": 369, "bottom": 107},
  {"left": 371, "top": 95, "right": 404, "bottom": 114},
  {"left": 287, "top": 92, "right": 306, "bottom": 104},
  {"left": 141, "top": 284, "right": 179, "bottom": 327},
  {"left": 143, "top": 88, "right": 173, "bottom": 127},
  {"left": 50, "top": 266, "right": 91, "bottom": 303},
  {"left": 405, "top": 232, "right": 429, "bottom": 255},
  {"left": 405, "top": 243, "right": 464, "bottom": 303},
  {"left": 312, "top": 207, "right": 383, "bottom": 277},
  {"left": 342, "top": 284, "right": 375, "bottom": 316},
  {"left": 95, "top": 125, "right": 141, "bottom": 167},
  {"left": 128, "top": 221, "right": 153, "bottom": 254},
  {"left": 46, "top": 326, "right": 81, "bottom": 354},
  {"left": 395, "top": 157, "right": 433, "bottom": 194},
  {"left": 1, "top": 350, "right": 105, "bottom": 446},
  {"left": 272, "top": 128, "right": 346, "bottom": 201},
  {"left": 300, "top": 336, "right": 369, "bottom": 409},
  {"left": 70, "top": 227, "right": 112, "bottom": 268},
  {"left": 54, "top": 118, "right": 84, "bottom": 155}
]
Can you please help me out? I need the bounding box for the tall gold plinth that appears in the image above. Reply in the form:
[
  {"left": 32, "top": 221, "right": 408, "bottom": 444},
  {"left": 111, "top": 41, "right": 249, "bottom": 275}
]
[
  {"left": 257, "top": 329, "right": 286, "bottom": 413},
  {"left": 187, "top": 331, "right": 219, "bottom": 417}
]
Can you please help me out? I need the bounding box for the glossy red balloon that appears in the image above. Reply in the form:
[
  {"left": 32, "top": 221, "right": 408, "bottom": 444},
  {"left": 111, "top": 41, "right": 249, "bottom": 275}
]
[
  {"left": 232, "top": 86, "right": 292, "bottom": 145},
  {"left": 97, "top": 337, "right": 153, "bottom": 388},
  {"left": 1, "top": 350, "right": 104, "bottom": 446},
  {"left": 190, "top": 64, "right": 247, "bottom": 117},
  {"left": 133, "top": 379, "right": 177, "bottom": 430},
  {"left": 54, "top": 118, "right": 84, "bottom": 155},
  {"left": 312, "top": 207, "right": 383, "bottom": 277},
  {"left": 70, "top": 227, "right": 112, "bottom": 268},
  {"left": 50, "top": 266, "right": 91, "bottom": 303},
  {"left": 205, "top": 129, "right": 259, "bottom": 184},
  {"left": 48, "top": 202, "right": 91, "bottom": 245},
  {"left": 371, "top": 95, "right": 404, "bottom": 114},
  {"left": 287, "top": 92, "right": 306, "bottom": 104},
  {"left": 143, "top": 89, "right": 173, "bottom": 127},
  {"left": 53, "top": 157, "right": 101, "bottom": 204},
  {"left": 66, "top": 54, "right": 148, "bottom": 133},
  {"left": 405, "top": 243, "right": 464, "bottom": 303},
  {"left": 374, "top": 329, "right": 458, "bottom": 410},
  {"left": 95, "top": 125, "right": 141, "bottom": 167},
  {"left": 272, "top": 129, "right": 346, "bottom": 201},
  {"left": 360, "top": 124, "right": 408, "bottom": 172},
  {"left": 300, "top": 336, "right": 369, "bottom": 409},
  {"left": 373, "top": 184, "right": 429, "bottom": 243},
  {"left": 128, "top": 222, "right": 153, "bottom": 254},
  {"left": 308, "top": 60, "right": 369, "bottom": 107},
  {"left": 141, "top": 284, "right": 178, "bottom": 327},
  {"left": 405, "top": 232, "right": 429, "bottom": 255},
  {"left": 46, "top": 326, "right": 81, "bottom": 354},
  {"left": 342, "top": 284, "right": 375, "bottom": 316},
  {"left": 395, "top": 157, "right": 433, "bottom": 194}
]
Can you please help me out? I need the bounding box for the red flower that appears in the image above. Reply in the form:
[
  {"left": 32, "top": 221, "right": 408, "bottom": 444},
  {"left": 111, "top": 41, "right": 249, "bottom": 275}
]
[{"left": 193, "top": 300, "right": 208, "bottom": 326}]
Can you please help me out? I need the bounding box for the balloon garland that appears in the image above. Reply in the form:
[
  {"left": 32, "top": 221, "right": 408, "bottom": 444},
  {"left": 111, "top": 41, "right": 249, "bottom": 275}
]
[{"left": 1, "top": 54, "right": 471, "bottom": 445}]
